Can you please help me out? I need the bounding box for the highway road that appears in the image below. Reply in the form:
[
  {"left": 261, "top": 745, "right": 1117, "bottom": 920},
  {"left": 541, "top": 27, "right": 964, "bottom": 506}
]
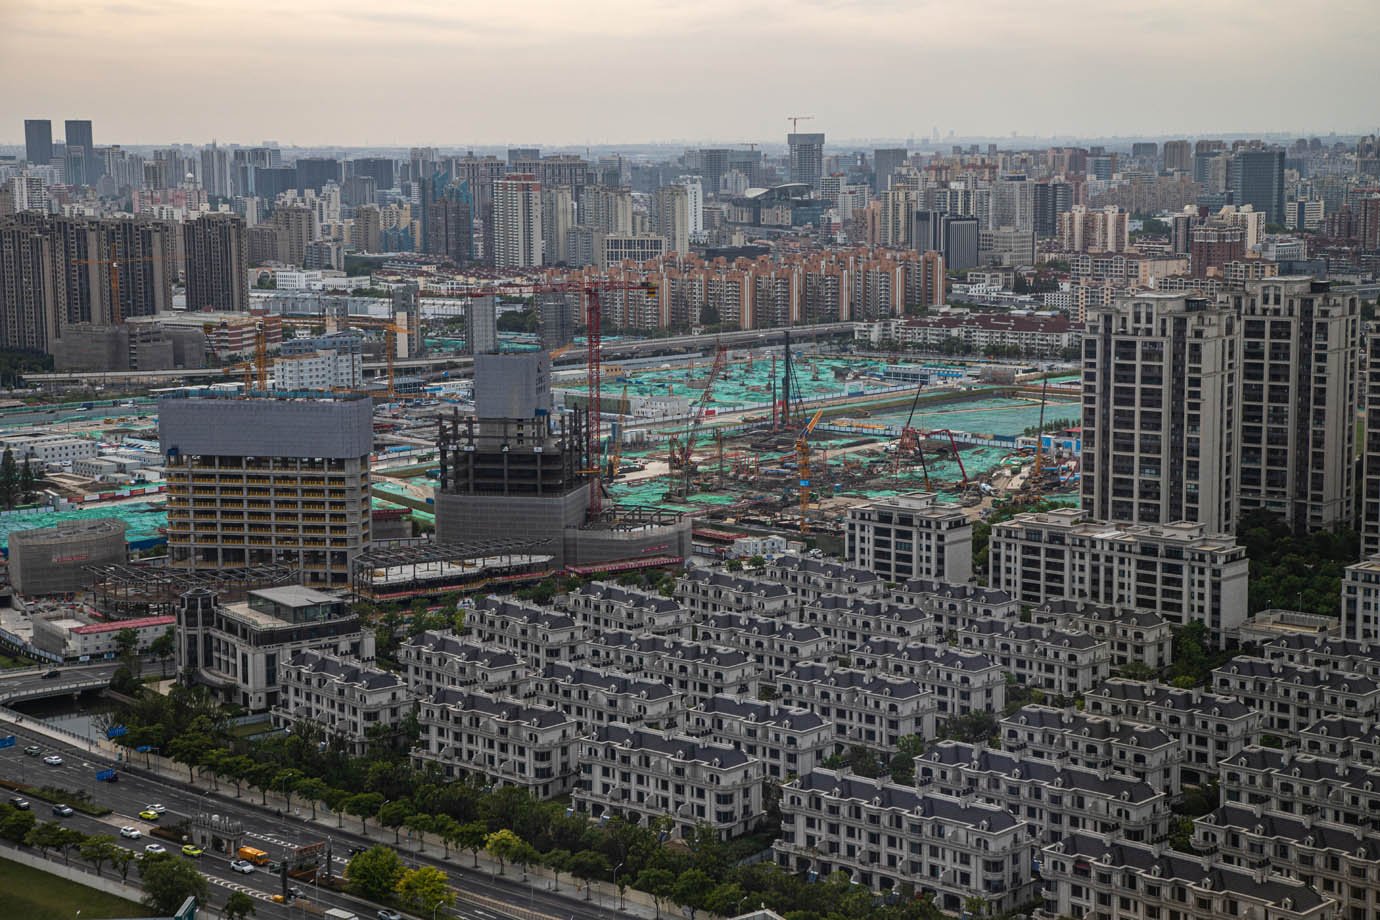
[
  {"left": 0, "top": 719, "right": 641, "bottom": 920},
  {"left": 0, "top": 663, "right": 124, "bottom": 705}
]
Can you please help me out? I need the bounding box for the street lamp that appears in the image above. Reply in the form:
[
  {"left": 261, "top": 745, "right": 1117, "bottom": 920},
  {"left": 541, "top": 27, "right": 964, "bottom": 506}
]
[{"left": 613, "top": 861, "right": 625, "bottom": 908}]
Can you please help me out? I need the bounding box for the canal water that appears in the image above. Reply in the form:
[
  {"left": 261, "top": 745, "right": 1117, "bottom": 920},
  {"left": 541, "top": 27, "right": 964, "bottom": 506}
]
[{"left": 9, "top": 694, "right": 115, "bottom": 743}]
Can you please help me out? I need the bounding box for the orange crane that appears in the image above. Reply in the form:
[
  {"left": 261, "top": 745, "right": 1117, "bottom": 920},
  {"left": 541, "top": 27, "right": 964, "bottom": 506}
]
[
  {"left": 797, "top": 408, "right": 825, "bottom": 533},
  {"left": 341, "top": 317, "right": 416, "bottom": 399},
  {"left": 73, "top": 254, "right": 157, "bottom": 324}
]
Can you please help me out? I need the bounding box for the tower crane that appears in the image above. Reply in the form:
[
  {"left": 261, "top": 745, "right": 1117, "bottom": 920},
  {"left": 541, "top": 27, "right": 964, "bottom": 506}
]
[
  {"left": 797, "top": 408, "right": 825, "bottom": 533},
  {"left": 787, "top": 115, "right": 815, "bottom": 133},
  {"left": 73, "top": 254, "right": 157, "bottom": 324},
  {"left": 673, "top": 344, "right": 727, "bottom": 499},
  {"left": 891, "top": 382, "right": 932, "bottom": 491}
]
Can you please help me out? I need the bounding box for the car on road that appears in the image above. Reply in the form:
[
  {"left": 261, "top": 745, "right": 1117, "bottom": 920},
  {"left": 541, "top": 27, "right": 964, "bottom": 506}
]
[
  {"left": 145, "top": 803, "right": 166, "bottom": 814},
  {"left": 51, "top": 804, "right": 73, "bottom": 817},
  {"left": 144, "top": 843, "right": 166, "bottom": 856},
  {"left": 119, "top": 826, "right": 141, "bottom": 839},
  {"left": 229, "top": 859, "right": 255, "bottom": 875},
  {"left": 23, "top": 745, "right": 40, "bottom": 756},
  {"left": 181, "top": 844, "right": 203, "bottom": 858},
  {"left": 42, "top": 754, "right": 63, "bottom": 766},
  {"left": 40, "top": 669, "right": 59, "bottom": 679},
  {"left": 8, "top": 796, "right": 29, "bottom": 810},
  {"left": 139, "top": 809, "right": 160, "bottom": 820},
  {"left": 377, "top": 910, "right": 403, "bottom": 920}
]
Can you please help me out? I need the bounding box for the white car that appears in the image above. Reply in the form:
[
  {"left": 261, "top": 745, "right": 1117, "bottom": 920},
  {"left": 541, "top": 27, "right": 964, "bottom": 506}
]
[
  {"left": 144, "top": 843, "right": 166, "bottom": 856},
  {"left": 42, "top": 754, "right": 63, "bottom": 766},
  {"left": 145, "top": 803, "right": 166, "bottom": 814},
  {"left": 229, "top": 859, "right": 255, "bottom": 875},
  {"left": 119, "top": 826, "right": 141, "bottom": 839}
]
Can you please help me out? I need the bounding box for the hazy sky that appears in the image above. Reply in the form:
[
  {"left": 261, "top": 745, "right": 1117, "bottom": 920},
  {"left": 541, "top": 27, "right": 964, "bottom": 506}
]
[{"left": 3, "top": 0, "right": 1378, "bottom": 147}]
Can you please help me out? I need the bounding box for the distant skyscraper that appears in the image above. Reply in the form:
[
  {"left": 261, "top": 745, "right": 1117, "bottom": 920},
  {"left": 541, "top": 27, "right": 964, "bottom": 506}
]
[
  {"left": 653, "top": 184, "right": 690, "bottom": 255},
  {"left": 348, "top": 157, "right": 395, "bottom": 191},
  {"left": 941, "top": 216, "right": 979, "bottom": 270},
  {"left": 23, "top": 119, "right": 52, "bottom": 166},
  {"left": 695, "top": 149, "right": 730, "bottom": 194},
  {"left": 1162, "top": 140, "right": 1192, "bottom": 173},
  {"left": 507, "top": 147, "right": 540, "bottom": 166},
  {"left": 540, "top": 186, "right": 573, "bottom": 266},
  {"left": 493, "top": 174, "right": 542, "bottom": 268},
  {"left": 422, "top": 173, "right": 473, "bottom": 267},
  {"left": 184, "top": 213, "right": 248, "bottom": 312},
  {"left": 676, "top": 176, "right": 704, "bottom": 237},
  {"left": 294, "top": 157, "right": 341, "bottom": 193},
  {"left": 200, "top": 143, "right": 232, "bottom": 198},
  {"left": 272, "top": 205, "right": 316, "bottom": 267},
  {"left": 1033, "top": 180, "right": 1074, "bottom": 237},
  {"left": 873, "top": 148, "right": 907, "bottom": 193},
  {"left": 1231, "top": 148, "right": 1285, "bottom": 225},
  {"left": 788, "top": 133, "right": 825, "bottom": 187},
  {"left": 63, "top": 119, "right": 95, "bottom": 186}
]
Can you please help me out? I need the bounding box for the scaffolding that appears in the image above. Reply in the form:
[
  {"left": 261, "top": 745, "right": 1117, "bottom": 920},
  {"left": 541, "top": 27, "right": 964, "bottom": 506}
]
[
  {"left": 349, "top": 538, "right": 557, "bottom": 603},
  {"left": 85, "top": 562, "right": 297, "bottom": 619}
]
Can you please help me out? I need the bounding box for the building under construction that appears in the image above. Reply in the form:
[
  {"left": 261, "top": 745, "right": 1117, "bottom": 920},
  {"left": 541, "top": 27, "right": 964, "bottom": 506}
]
[
  {"left": 434, "top": 353, "right": 690, "bottom": 567},
  {"left": 85, "top": 562, "right": 297, "bottom": 619}
]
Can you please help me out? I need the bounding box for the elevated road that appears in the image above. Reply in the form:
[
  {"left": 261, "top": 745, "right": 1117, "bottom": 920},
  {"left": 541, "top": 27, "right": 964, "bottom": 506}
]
[{"left": 0, "top": 662, "right": 120, "bottom": 705}]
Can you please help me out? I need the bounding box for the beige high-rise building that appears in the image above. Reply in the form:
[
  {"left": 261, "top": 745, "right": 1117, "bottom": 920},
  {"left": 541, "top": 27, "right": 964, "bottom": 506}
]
[
  {"left": 493, "top": 173, "right": 542, "bottom": 268},
  {"left": 1081, "top": 292, "right": 1240, "bottom": 533},
  {"left": 352, "top": 204, "right": 381, "bottom": 253},
  {"left": 878, "top": 188, "right": 916, "bottom": 248},
  {"left": 1057, "top": 205, "right": 1129, "bottom": 253},
  {"left": 578, "top": 186, "right": 633, "bottom": 235},
  {"left": 540, "top": 186, "right": 573, "bottom": 266},
  {"left": 653, "top": 184, "right": 690, "bottom": 255},
  {"left": 1229, "top": 277, "right": 1359, "bottom": 533},
  {"left": 272, "top": 205, "right": 316, "bottom": 267}
]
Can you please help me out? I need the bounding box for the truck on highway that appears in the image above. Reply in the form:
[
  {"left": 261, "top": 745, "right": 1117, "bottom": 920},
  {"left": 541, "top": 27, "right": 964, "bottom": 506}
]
[{"left": 236, "top": 845, "right": 270, "bottom": 865}]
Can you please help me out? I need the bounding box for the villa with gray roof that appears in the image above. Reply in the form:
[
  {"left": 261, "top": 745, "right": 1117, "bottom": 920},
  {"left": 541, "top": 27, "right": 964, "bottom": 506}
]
[
  {"left": 1029, "top": 598, "right": 1175, "bottom": 669},
  {"left": 684, "top": 694, "right": 834, "bottom": 779},
  {"left": 697, "top": 612, "right": 833, "bottom": 681},
  {"left": 1212, "top": 656, "right": 1380, "bottom": 735},
  {"left": 999, "top": 704, "right": 1182, "bottom": 793},
  {"left": 400, "top": 630, "right": 534, "bottom": 697},
  {"left": 574, "top": 724, "right": 765, "bottom": 839},
  {"left": 675, "top": 568, "right": 793, "bottom": 617},
  {"left": 468, "top": 596, "right": 586, "bottom": 667},
  {"left": 584, "top": 632, "right": 760, "bottom": 705},
  {"left": 851, "top": 637, "right": 1007, "bottom": 715},
  {"left": 527, "top": 661, "right": 686, "bottom": 731},
  {"left": 274, "top": 650, "right": 412, "bottom": 754},
  {"left": 414, "top": 687, "right": 581, "bottom": 798},
  {"left": 563, "top": 581, "right": 693, "bottom": 636},
  {"left": 776, "top": 663, "right": 936, "bottom": 752},
  {"left": 775, "top": 768, "right": 1038, "bottom": 915},
  {"left": 764, "top": 554, "right": 885, "bottom": 601},
  {"left": 956, "top": 620, "right": 1113, "bottom": 697}
]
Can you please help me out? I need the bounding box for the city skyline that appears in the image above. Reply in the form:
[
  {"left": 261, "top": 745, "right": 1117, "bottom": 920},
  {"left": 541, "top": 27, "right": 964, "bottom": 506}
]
[{"left": 3, "top": 0, "right": 1377, "bottom": 146}]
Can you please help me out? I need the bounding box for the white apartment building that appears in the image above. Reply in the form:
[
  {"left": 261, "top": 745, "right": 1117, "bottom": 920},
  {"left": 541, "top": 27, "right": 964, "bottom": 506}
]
[
  {"left": 919, "top": 741, "right": 1172, "bottom": 844},
  {"left": 844, "top": 493, "right": 973, "bottom": 585},
  {"left": 1341, "top": 554, "right": 1380, "bottom": 642},
  {"left": 684, "top": 694, "right": 834, "bottom": 780},
  {"left": 1084, "top": 678, "right": 1262, "bottom": 785},
  {"left": 764, "top": 555, "right": 885, "bottom": 601},
  {"left": 600, "top": 232, "right": 665, "bottom": 269},
  {"left": 1037, "top": 833, "right": 1336, "bottom": 920},
  {"left": 584, "top": 632, "right": 761, "bottom": 705},
  {"left": 563, "top": 581, "right": 692, "bottom": 636},
  {"left": 988, "top": 508, "right": 1249, "bottom": 645},
  {"left": 1211, "top": 656, "right": 1380, "bottom": 735},
  {"left": 775, "top": 769, "right": 1039, "bottom": 915},
  {"left": 1029, "top": 599, "right": 1175, "bottom": 670},
  {"left": 176, "top": 586, "right": 376, "bottom": 712},
  {"left": 776, "top": 663, "right": 937, "bottom": 752},
  {"left": 1298, "top": 714, "right": 1380, "bottom": 766},
  {"left": 414, "top": 687, "right": 580, "bottom": 798},
  {"left": 1195, "top": 803, "right": 1380, "bottom": 919},
  {"left": 796, "top": 595, "right": 934, "bottom": 648},
  {"left": 274, "top": 349, "right": 362, "bottom": 391},
  {"left": 1229, "top": 277, "right": 1360, "bottom": 532},
  {"left": 399, "top": 630, "right": 533, "bottom": 698},
  {"left": 675, "top": 569, "right": 793, "bottom": 617},
  {"left": 889, "top": 580, "right": 1020, "bottom": 631},
  {"left": 1080, "top": 292, "right": 1240, "bottom": 534},
  {"left": 696, "top": 613, "right": 833, "bottom": 682},
  {"left": 1259, "top": 633, "right": 1380, "bottom": 682},
  {"left": 853, "top": 638, "right": 1008, "bottom": 716},
  {"left": 1219, "top": 746, "right": 1380, "bottom": 832},
  {"left": 574, "top": 724, "right": 764, "bottom": 840},
  {"left": 527, "top": 662, "right": 686, "bottom": 731},
  {"left": 467, "top": 597, "right": 584, "bottom": 668},
  {"left": 956, "top": 620, "right": 1113, "bottom": 698},
  {"left": 493, "top": 174, "right": 542, "bottom": 269},
  {"left": 274, "top": 650, "right": 412, "bottom": 754},
  {"left": 999, "top": 704, "right": 1182, "bottom": 793}
]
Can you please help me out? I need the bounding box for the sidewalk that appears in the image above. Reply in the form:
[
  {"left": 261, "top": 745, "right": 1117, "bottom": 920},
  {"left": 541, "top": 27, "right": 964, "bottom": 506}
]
[{"left": 0, "top": 705, "right": 671, "bottom": 920}]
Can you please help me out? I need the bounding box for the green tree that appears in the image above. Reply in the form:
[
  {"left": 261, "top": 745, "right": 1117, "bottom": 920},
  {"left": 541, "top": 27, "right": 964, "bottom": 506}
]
[
  {"left": 80, "top": 834, "right": 120, "bottom": 876},
  {"left": 220, "top": 754, "right": 255, "bottom": 797},
  {"left": 705, "top": 882, "right": 746, "bottom": 917},
  {"left": 149, "top": 628, "right": 175, "bottom": 678},
  {"left": 378, "top": 799, "right": 414, "bottom": 845},
  {"left": 140, "top": 853, "right": 209, "bottom": 914},
  {"left": 431, "top": 814, "right": 459, "bottom": 859},
  {"left": 18, "top": 458, "right": 36, "bottom": 499},
  {"left": 168, "top": 730, "right": 214, "bottom": 782},
  {"left": 395, "top": 865, "right": 455, "bottom": 914},
  {"left": 483, "top": 828, "right": 523, "bottom": 875},
  {"left": 223, "top": 890, "right": 257, "bottom": 920},
  {"left": 24, "top": 821, "right": 66, "bottom": 858},
  {"left": 963, "top": 895, "right": 989, "bottom": 918},
  {"left": 457, "top": 821, "right": 488, "bottom": 867},
  {"left": 344, "top": 792, "right": 384, "bottom": 833},
  {"left": 345, "top": 845, "right": 405, "bottom": 901},
  {"left": 274, "top": 768, "right": 303, "bottom": 813},
  {"left": 404, "top": 813, "right": 433, "bottom": 852},
  {"left": 55, "top": 826, "right": 84, "bottom": 864},
  {"left": 544, "top": 848, "right": 572, "bottom": 892},
  {"left": 112, "top": 847, "right": 134, "bottom": 883},
  {"left": 295, "top": 777, "right": 328, "bottom": 820},
  {"left": 569, "top": 850, "right": 609, "bottom": 900},
  {"left": 635, "top": 867, "right": 676, "bottom": 919},
  {"left": 0, "top": 804, "right": 36, "bottom": 844},
  {"left": 114, "top": 626, "right": 141, "bottom": 675},
  {"left": 672, "top": 867, "right": 714, "bottom": 918},
  {"left": 0, "top": 447, "right": 18, "bottom": 509}
]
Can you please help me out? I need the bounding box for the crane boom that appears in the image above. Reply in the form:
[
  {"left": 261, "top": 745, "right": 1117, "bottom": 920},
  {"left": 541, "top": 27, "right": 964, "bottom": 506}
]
[
  {"left": 797, "top": 408, "right": 825, "bottom": 533},
  {"left": 676, "top": 345, "right": 727, "bottom": 498}
]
